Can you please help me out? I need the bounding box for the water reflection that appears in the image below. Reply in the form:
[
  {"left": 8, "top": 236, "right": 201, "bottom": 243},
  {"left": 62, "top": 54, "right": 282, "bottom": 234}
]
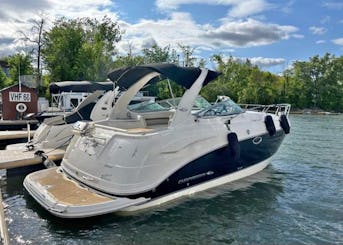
[
  {"left": 21, "top": 165, "right": 284, "bottom": 245},
  {"left": 1, "top": 114, "right": 342, "bottom": 244}
]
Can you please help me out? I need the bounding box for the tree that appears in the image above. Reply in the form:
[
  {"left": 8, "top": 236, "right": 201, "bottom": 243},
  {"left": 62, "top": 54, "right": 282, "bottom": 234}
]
[
  {"left": 142, "top": 44, "right": 170, "bottom": 64},
  {"left": 19, "top": 16, "right": 45, "bottom": 88},
  {"left": 7, "top": 53, "right": 34, "bottom": 83},
  {"left": 178, "top": 44, "right": 196, "bottom": 67},
  {"left": 202, "top": 54, "right": 283, "bottom": 104},
  {"left": 0, "top": 69, "right": 11, "bottom": 89},
  {"left": 42, "top": 16, "right": 121, "bottom": 82}
]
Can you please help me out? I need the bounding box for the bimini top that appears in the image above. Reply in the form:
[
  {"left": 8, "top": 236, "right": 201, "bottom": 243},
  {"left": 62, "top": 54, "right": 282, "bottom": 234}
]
[
  {"left": 49, "top": 81, "right": 114, "bottom": 94},
  {"left": 107, "top": 63, "right": 220, "bottom": 89}
]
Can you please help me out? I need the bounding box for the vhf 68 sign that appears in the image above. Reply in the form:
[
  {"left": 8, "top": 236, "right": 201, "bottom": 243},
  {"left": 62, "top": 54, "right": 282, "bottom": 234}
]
[{"left": 9, "top": 92, "right": 31, "bottom": 102}]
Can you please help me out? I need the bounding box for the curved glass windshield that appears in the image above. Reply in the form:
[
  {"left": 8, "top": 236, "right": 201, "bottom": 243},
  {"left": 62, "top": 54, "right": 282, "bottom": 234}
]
[
  {"left": 128, "top": 101, "right": 167, "bottom": 112},
  {"left": 158, "top": 96, "right": 211, "bottom": 110},
  {"left": 195, "top": 99, "right": 243, "bottom": 117}
]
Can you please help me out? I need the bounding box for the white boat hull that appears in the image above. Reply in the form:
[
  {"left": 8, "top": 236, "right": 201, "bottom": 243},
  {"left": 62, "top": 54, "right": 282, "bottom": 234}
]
[{"left": 24, "top": 156, "right": 271, "bottom": 218}]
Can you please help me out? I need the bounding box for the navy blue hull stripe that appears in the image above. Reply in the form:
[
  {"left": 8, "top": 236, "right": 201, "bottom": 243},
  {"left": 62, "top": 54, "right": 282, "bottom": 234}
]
[{"left": 129, "top": 130, "right": 285, "bottom": 199}]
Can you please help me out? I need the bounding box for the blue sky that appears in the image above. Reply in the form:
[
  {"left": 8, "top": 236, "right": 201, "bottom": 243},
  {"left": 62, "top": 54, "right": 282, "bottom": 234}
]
[{"left": 0, "top": 0, "right": 342, "bottom": 73}]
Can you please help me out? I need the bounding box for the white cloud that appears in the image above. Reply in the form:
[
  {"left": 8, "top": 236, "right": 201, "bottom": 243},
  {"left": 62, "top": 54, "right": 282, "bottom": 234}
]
[
  {"left": 202, "top": 18, "right": 298, "bottom": 47},
  {"left": 309, "top": 26, "right": 327, "bottom": 35},
  {"left": 316, "top": 40, "right": 326, "bottom": 44},
  {"left": 332, "top": 37, "right": 343, "bottom": 45},
  {"left": 0, "top": 0, "right": 117, "bottom": 56},
  {"left": 320, "top": 16, "right": 331, "bottom": 24},
  {"left": 232, "top": 56, "right": 285, "bottom": 67},
  {"left": 117, "top": 15, "right": 299, "bottom": 56},
  {"left": 322, "top": 1, "right": 343, "bottom": 10},
  {"left": 155, "top": 0, "right": 272, "bottom": 18},
  {"left": 292, "top": 34, "right": 304, "bottom": 39},
  {"left": 0, "top": 0, "right": 301, "bottom": 62}
]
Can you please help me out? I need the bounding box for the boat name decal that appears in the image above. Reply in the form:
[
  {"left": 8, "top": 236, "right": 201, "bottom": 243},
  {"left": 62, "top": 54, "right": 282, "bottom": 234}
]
[{"left": 178, "top": 171, "right": 214, "bottom": 184}]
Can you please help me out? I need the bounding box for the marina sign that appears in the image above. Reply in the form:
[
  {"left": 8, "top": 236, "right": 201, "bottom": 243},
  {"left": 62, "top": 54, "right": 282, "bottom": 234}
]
[{"left": 9, "top": 92, "right": 31, "bottom": 102}]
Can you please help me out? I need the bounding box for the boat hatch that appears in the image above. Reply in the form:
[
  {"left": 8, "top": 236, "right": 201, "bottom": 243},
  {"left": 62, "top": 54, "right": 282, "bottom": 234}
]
[{"left": 24, "top": 167, "right": 149, "bottom": 218}]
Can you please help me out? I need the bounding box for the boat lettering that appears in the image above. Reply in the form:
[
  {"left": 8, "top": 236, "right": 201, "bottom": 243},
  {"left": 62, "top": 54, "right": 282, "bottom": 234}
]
[{"left": 178, "top": 171, "right": 214, "bottom": 184}]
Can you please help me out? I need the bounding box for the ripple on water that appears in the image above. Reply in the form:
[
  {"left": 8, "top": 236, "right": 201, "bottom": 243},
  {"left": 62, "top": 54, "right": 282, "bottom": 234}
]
[{"left": 1, "top": 114, "right": 343, "bottom": 244}]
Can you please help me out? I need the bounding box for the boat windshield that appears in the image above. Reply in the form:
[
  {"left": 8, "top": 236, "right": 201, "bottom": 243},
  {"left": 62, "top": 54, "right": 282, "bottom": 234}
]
[
  {"left": 158, "top": 96, "right": 211, "bottom": 110},
  {"left": 195, "top": 99, "right": 244, "bottom": 117},
  {"left": 128, "top": 101, "right": 168, "bottom": 112}
]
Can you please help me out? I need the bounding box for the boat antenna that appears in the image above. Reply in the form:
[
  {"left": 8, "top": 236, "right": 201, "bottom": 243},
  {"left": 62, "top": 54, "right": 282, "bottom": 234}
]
[{"left": 18, "top": 57, "right": 21, "bottom": 92}]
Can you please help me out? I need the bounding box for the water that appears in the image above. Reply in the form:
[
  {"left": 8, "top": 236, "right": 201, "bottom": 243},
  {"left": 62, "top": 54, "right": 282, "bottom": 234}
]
[{"left": 1, "top": 114, "right": 342, "bottom": 245}]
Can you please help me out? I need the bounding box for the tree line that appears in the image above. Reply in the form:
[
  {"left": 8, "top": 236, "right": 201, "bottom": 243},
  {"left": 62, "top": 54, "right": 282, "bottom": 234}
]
[{"left": 0, "top": 17, "right": 342, "bottom": 112}]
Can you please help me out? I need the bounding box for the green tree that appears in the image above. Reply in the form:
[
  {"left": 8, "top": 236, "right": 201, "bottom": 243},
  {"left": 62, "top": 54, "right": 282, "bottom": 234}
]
[
  {"left": 43, "top": 16, "right": 121, "bottom": 82},
  {"left": 142, "top": 44, "right": 170, "bottom": 64},
  {"left": 202, "top": 54, "right": 283, "bottom": 104},
  {"left": 0, "top": 69, "right": 11, "bottom": 89},
  {"left": 288, "top": 53, "right": 343, "bottom": 111},
  {"left": 7, "top": 53, "right": 34, "bottom": 83}
]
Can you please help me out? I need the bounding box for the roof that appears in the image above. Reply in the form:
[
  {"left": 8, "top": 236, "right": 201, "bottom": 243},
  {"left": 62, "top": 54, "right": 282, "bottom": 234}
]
[
  {"left": 49, "top": 81, "right": 114, "bottom": 94},
  {"left": 0, "top": 83, "right": 34, "bottom": 92},
  {"left": 107, "top": 63, "right": 221, "bottom": 89}
]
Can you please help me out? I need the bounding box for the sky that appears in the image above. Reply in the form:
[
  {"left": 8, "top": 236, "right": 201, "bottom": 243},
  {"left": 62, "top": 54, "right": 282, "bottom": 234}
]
[{"left": 0, "top": 0, "right": 342, "bottom": 73}]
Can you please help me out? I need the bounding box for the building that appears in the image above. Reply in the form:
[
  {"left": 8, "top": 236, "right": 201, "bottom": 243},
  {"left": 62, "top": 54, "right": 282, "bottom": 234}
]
[{"left": 0, "top": 84, "right": 38, "bottom": 120}]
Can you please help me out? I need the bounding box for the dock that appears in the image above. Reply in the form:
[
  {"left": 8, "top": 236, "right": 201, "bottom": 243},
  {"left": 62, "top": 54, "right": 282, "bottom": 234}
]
[
  {"left": 0, "top": 130, "right": 35, "bottom": 141},
  {"left": 0, "top": 189, "right": 9, "bottom": 245},
  {"left": 0, "top": 120, "right": 38, "bottom": 131},
  {"left": 0, "top": 148, "right": 65, "bottom": 170}
]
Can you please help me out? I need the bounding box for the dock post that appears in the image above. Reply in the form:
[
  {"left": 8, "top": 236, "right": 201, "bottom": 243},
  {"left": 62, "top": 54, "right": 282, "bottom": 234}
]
[
  {"left": 27, "top": 122, "right": 31, "bottom": 143},
  {"left": 0, "top": 189, "right": 10, "bottom": 245}
]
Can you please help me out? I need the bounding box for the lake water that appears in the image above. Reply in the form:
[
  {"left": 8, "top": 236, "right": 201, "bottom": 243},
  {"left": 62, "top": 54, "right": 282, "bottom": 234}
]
[{"left": 1, "top": 114, "right": 342, "bottom": 245}]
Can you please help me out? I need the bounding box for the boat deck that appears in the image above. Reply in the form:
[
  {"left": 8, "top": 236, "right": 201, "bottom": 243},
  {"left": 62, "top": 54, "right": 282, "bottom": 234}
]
[
  {"left": 24, "top": 167, "right": 149, "bottom": 218},
  {"left": 29, "top": 168, "right": 112, "bottom": 206}
]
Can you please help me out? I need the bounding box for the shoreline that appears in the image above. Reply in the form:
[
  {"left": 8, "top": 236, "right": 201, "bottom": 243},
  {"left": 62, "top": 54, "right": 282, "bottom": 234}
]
[{"left": 290, "top": 109, "right": 341, "bottom": 115}]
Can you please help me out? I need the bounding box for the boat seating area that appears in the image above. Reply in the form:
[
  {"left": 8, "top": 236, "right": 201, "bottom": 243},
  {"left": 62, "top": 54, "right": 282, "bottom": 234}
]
[{"left": 97, "top": 110, "right": 174, "bottom": 132}]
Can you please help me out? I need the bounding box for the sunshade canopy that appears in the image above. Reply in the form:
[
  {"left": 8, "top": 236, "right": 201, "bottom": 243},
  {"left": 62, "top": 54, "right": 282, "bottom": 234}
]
[
  {"left": 49, "top": 81, "right": 114, "bottom": 94},
  {"left": 107, "top": 63, "right": 220, "bottom": 89}
]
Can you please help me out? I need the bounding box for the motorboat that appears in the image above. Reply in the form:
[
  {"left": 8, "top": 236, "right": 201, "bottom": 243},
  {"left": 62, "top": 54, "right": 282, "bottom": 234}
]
[
  {"left": 24, "top": 63, "right": 291, "bottom": 218},
  {"left": 30, "top": 81, "right": 114, "bottom": 123},
  {"left": 0, "top": 90, "right": 117, "bottom": 170}
]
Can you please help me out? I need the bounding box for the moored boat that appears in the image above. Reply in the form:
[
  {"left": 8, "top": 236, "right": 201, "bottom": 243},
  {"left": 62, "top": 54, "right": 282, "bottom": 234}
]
[
  {"left": 0, "top": 90, "right": 113, "bottom": 170},
  {"left": 24, "top": 63, "right": 291, "bottom": 218}
]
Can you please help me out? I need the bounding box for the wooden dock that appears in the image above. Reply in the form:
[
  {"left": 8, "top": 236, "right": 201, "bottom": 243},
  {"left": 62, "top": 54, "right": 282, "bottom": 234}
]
[
  {"left": 0, "top": 130, "right": 35, "bottom": 141},
  {"left": 0, "top": 149, "right": 65, "bottom": 170},
  {"left": 0, "top": 120, "right": 38, "bottom": 131},
  {"left": 0, "top": 189, "right": 9, "bottom": 245}
]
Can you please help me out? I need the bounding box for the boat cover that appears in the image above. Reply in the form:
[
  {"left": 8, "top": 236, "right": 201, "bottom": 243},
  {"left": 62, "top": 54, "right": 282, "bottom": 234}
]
[
  {"left": 107, "top": 63, "right": 220, "bottom": 89},
  {"left": 49, "top": 81, "right": 114, "bottom": 94}
]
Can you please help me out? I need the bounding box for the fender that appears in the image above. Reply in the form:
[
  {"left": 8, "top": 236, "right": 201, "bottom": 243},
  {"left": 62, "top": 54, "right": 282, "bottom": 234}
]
[
  {"left": 280, "top": 114, "right": 290, "bottom": 134},
  {"left": 227, "top": 132, "right": 240, "bottom": 161},
  {"left": 265, "top": 115, "right": 276, "bottom": 136}
]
